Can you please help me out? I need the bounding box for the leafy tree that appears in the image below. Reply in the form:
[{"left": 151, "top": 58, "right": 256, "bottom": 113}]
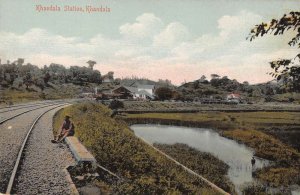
[
  {"left": 155, "top": 87, "right": 173, "bottom": 100},
  {"left": 243, "top": 81, "right": 249, "bottom": 86},
  {"left": 23, "top": 72, "right": 33, "bottom": 89},
  {"left": 44, "top": 72, "right": 51, "bottom": 84},
  {"left": 89, "top": 70, "right": 101, "bottom": 83},
  {"left": 248, "top": 11, "right": 300, "bottom": 92},
  {"left": 108, "top": 99, "right": 124, "bottom": 110},
  {"left": 193, "top": 80, "right": 200, "bottom": 89},
  {"left": 87, "top": 60, "right": 96, "bottom": 70},
  {"left": 18, "top": 58, "right": 24, "bottom": 66},
  {"left": 200, "top": 75, "right": 206, "bottom": 82},
  {"left": 210, "top": 74, "right": 220, "bottom": 80},
  {"left": 114, "top": 78, "right": 121, "bottom": 85}
]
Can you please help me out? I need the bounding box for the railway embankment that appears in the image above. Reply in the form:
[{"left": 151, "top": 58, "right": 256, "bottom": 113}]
[{"left": 53, "top": 102, "right": 233, "bottom": 194}]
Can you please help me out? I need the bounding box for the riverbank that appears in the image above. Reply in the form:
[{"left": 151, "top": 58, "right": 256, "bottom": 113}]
[
  {"left": 122, "top": 101, "right": 300, "bottom": 112},
  {"left": 122, "top": 111, "right": 300, "bottom": 191},
  {"left": 154, "top": 143, "right": 234, "bottom": 193},
  {"left": 223, "top": 129, "right": 300, "bottom": 188},
  {"left": 53, "top": 102, "right": 225, "bottom": 194},
  {"left": 123, "top": 111, "right": 300, "bottom": 150}
]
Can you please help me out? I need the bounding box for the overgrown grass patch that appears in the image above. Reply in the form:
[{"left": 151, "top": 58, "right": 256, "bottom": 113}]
[
  {"left": 223, "top": 129, "right": 300, "bottom": 187},
  {"left": 155, "top": 143, "right": 235, "bottom": 193},
  {"left": 0, "top": 83, "right": 83, "bottom": 106},
  {"left": 125, "top": 111, "right": 300, "bottom": 130}
]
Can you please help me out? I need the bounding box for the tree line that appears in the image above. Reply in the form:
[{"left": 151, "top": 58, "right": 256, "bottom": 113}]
[{"left": 0, "top": 59, "right": 102, "bottom": 91}]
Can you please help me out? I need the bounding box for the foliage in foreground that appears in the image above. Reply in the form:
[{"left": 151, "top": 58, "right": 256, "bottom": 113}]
[
  {"left": 248, "top": 11, "right": 300, "bottom": 92},
  {"left": 53, "top": 102, "right": 220, "bottom": 194}
]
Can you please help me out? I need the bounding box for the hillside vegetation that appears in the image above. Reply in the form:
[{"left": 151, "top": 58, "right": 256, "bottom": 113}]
[
  {"left": 53, "top": 102, "right": 226, "bottom": 194},
  {"left": 0, "top": 61, "right": 102, "bottom": 104},
  {"left": 2, "top": 59, "right": 299, "bottom": 105}
]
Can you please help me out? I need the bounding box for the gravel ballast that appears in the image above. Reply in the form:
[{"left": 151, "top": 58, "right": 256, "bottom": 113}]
[
  {"left": 14, "top": 105, "right": 75, "bottom": 195},
  {"left": 0, "top": 104, "right": 74, "bottom": 193}
]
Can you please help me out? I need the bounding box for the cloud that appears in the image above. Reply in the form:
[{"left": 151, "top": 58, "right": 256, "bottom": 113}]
[
  {"left": 119, "top": 13, "right": 163, "bottom": 40},
  {"left": 218, "top": 10, "right": 262, "bottom": 39},
  {"left": 153, "top": 22, "right": 190, "bottom": 48},
  {"left": 1, "top": 11, "right": 298, "bottom": 85}
]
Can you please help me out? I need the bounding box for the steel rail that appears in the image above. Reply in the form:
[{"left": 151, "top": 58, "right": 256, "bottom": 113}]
[
  {"left": 5, "top": 103, "right": 69, "bottom": 194},
  {"left": 0, "top": 101, "right": 65, "bottom": 114},
  {"left": 0, "top": 102, "right": 68, "bottom": 124},
  {"left": 0, "top": 101, "right": 55, "bottom": 110}
]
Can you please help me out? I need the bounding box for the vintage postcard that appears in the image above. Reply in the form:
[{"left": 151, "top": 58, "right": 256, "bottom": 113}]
[{"left": 0, "top": 0, "right": 299, "bottom": 194}]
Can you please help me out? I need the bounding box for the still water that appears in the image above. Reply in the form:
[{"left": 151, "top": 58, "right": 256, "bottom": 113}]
[{"left": 131, "top": 124, "right": 269, "bottom": 192}]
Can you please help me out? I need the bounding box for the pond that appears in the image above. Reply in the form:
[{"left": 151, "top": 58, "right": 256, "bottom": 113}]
[{"left": 131, "top": 124, "right": 270, "bottom": 193}]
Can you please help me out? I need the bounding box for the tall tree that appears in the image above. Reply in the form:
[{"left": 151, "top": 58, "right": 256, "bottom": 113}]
[
  {"left": 248, "top": 11, "right": 300, "bottom": 92},
  {"left": 154, "top": 87, "right": 173, "bottom": 100},
  {"left": 210, "top": 74, "right": 220, "bottom": 80},
  {"left": 87, "top": 60, "right": 96, "bottom": 70}
]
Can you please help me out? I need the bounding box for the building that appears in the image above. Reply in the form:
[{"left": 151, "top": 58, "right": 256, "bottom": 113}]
[
  {"left": 111, "top": 84, "right": 155, "bottom": 100},
  {"left": 136, "top": 84, "right": 155, "bottom": 96},
  {"left": 133, "top": 90, "right": 154, "bottom": 100},
  {"left": 111, "top": 86, "right": 137, "bottom": 99},
  {"left": 226, "top": 93, "right": 241, "bottom": 103}
]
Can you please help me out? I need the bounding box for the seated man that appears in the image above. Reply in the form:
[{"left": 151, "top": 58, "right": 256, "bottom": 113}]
[{"left": 52, "top": 115, "right": 75, "bottom": 143}]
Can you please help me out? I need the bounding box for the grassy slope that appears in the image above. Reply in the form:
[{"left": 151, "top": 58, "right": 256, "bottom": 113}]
[
  {"left": 155, "top": 143, "right": 235, "bottom": 193},
  {"left": 53, "top": 103, "right": 222, "bottom": 194},
  {"left": 124, "top": 111, "right": 300, "bottom": 187},
  {"left": 0, "top": 84, "right": 81, "bottom": 105}
]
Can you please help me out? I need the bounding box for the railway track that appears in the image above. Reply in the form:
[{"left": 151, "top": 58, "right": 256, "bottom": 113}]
[
  {"left": 0, "top": 100, "right": 56, "bottom": 110},
  {"left": 0, "top": 100, "right": 65, "bottom": 114},
  {"left": 0, "top": 102, "right": 72, "bottom": 194},
  {"left": 0, "top": 101, "right": 72, "bottom": 124}
]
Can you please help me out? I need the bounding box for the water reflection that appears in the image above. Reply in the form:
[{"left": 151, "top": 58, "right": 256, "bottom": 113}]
[{"left": 131, "top": 124, "right": 270, "bottom": 191}]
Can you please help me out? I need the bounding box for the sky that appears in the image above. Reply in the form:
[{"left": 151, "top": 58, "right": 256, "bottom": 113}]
[{"left": 0, "top": 0, "right": 299, "bottom": 85}]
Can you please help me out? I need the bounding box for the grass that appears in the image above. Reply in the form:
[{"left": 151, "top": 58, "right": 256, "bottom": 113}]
[
  {"left": 154, "top": 143, "right": 235, "bottom": 193},
  {"left": 123, "top": 111, "right": 300, "bottom": 188},
  {"left": 223, "top": 129, "right": 300, "bottom": 187},
  {"left": 53, "top": 102, "right": 222, "bottom": 194},
  {"left": 0, "top": 84, "right": 81, "bottom": 106},
  {"left": 125, "top": 111, "right": 300, "bottom": 128},
  {"left": 222, "top": 129, "right": 300, "bottom": 162},
  {"left": 0, "top": 89, "right": 42, "bottom": 105}
]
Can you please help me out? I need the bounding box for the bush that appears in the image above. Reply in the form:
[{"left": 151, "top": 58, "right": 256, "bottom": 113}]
[{"left": 108, "top": 99, "right": 124, "bottom": 109}]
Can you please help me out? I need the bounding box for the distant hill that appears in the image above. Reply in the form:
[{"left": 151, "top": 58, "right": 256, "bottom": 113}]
[
  {"left": 120, "top": 78, "right": 174, "bottom": 88},
  {"left": 176, "top": 77, "right": 298, "bottom": 103}
]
